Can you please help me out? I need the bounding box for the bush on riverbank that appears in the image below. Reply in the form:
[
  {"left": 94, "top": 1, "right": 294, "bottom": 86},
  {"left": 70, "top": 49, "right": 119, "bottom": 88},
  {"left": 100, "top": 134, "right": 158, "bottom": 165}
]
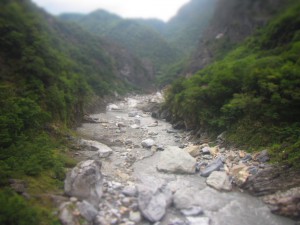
[{"left": 164, "top": 2, "right": 300, "bottom": 167}]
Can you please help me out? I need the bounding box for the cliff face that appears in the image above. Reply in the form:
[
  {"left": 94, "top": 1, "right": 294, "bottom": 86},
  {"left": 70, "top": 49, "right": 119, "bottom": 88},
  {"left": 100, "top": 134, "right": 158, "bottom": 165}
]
[
  {"left": 185, "top": 0, "right": 288, "bottom": 75},
  {"left": 102, "top": 40, "right": 155, "bottom": 90}
]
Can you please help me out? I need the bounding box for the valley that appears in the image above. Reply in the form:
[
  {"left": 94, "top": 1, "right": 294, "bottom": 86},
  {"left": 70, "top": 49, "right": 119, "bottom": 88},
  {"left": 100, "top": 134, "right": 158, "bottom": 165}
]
[{"left": 0, "top": 0, "right": 299, "bottom": 224}]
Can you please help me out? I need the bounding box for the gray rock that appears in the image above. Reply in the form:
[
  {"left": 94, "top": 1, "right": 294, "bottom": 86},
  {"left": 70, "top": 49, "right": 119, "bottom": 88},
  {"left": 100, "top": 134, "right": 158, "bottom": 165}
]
[
  {"left": 64, "top": 160, "right": 103, "bottom": 206},
  {"left": 202, "top": 147, "right": 211, "bottom": 155},
  {"left": 107, "top": 104, "right": 120, "bottom": 111},
  {"left": 195, "top": 162, "right": 208, "bottom": 172},
  {"left": 129, "top": 211, "right": 142, "bottom": 223},
  {"left": 125, "top": 139, "right": 133, "bottom": 145},
  {"left": 138, "top": 185, "right": 172, "bottom": 222},
  {"left": 83, "top": 115, "right": 100, "bottom": 123},
  {"left": 217, "top": 132, "right": 226, "bottom": 144},
  {"left": 242, "top": 154, "right": 252, "bottom": 163},
  {"left": 128, "top": 111, "right": 139, "bottom": 117},
  {"left": 59, "top": 202, "right": 79, "bottom": 225},
  {"left": 167, "top": 129, "right": 178, "bottom": 134},
  {"left": 141, "top": 139, "right": 155, "bottom": 148},
  {"left": 122, "top": 186, "right": 138, "bottom": 197},
  {"left": 200, "top": 157, "right": 224, "bottom": 177},
  {"left": 156, "top": 146, "right": 196, "bottom": 174},
  {"left": 131, "top": 124, "right": 140, "bottom": 129},
  {"left": 122, "top": 197, "right": 131, "bottom": 207},
  {"left": 80, "top": 139, "right": 113, "bottom": 158},
  {"left": 173, "top": 189, "right": 195, "bottom": 209},
  {"left": 186, "top": 217, "right": 210, "bottom": 225},
  {"left": 94, "top": 216, "right": 109, "bottom": 225},
  {"left": 256, "top": 150, "right": 270, "bottom": 163},
  {"left": 180, "top": 206, "right": 204, "bottom": 216},
  {"left": 248, "top": 166, "right": 259, "bottom": 175},
  {"left": 202, "top": 155, "right": 213, "bottom": 160},
  {"left": 9, "top": 179, "right": 27, "bottom": 194},
  {"left": 206, "top": 171, "right": 232, "bottom": 191},
  {"left": 263, "top": 187, "right": 300, "bottom": 219},
  {"left": 157, "top": 145, "right": 165, "bottom": 151},
  {"left": 77, "top": 200, "right": 98, "bottom": 222}
]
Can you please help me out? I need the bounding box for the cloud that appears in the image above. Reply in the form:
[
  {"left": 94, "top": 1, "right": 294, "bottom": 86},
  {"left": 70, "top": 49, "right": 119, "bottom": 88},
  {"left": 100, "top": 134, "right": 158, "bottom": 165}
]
[{"left": 32, "top": 0, "right": 190, "bottom": 21}]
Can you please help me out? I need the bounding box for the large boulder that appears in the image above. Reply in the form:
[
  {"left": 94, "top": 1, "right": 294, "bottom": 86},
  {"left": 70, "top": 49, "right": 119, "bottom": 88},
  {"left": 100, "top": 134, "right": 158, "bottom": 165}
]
[
  {"left": 187, "top": 217, "right": 210, "bottom": 225},
  {"left": 64, "top": 160, "right": 103, "bottom": 206},
  {"left": 230, "top": 164, "right": 250, "bottom": 187},
  {"left": 184, "top": 145, "right": 201, "bottom": 157},
  {"left": 138, "top": 185, "right": 172, "bottom": 222},
  {"left": 59, "top": 202, "right": 80, "bottom": 225},
  {"left": 77, "top": 200, "right": 98, "bottom": 222},
  {"left": 263, "top": 187, "right": 300, "bottom": 219},
  {"left": 206, "top": 171, "right": 232, "bottom": 191},
  {"left": 200, "top": 157, "right": 224, "bottom": 177},
  {"left": 141, "top": 139, "right": 155, "bottom": 148},
  {"left": 157, "top": 146, "right": 196, "bottom": 174},
  {"left": 80, "top": 139, "right": 113, "bottom": 158}
]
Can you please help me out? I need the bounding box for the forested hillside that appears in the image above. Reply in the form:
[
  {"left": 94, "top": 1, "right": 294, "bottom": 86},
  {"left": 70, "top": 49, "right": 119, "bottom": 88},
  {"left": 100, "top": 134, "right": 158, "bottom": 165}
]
[
  {"left": 162, "top": 0, "right": 217, "bottom": 55},
  {"left": 60, "top": 11, "right": 180, "bottom": 73},
  {"left": 186, "top": 0, "right": 291, "bottom": 74},
  {"left": 164, "top": 0, "right": 300, "bottom": 166},
  {"left": 0, "top": 1, "right": 149, "bottom": 223},
  {"left": 60, "top": 0, "right": 220, "bottom": 83},
  {"left": 1, "top": 0, "right": 299, "bottom": 223}
]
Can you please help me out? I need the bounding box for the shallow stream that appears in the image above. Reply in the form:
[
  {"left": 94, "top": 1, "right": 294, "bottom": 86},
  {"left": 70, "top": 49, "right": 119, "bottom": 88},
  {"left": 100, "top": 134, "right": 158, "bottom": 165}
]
[{"left": 76, "top": 95, "right": 294, "bottom": 225}]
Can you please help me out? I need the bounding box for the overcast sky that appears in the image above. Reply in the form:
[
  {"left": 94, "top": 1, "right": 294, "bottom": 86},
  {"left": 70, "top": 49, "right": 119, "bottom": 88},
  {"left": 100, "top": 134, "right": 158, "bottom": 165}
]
[{"left": 32, "top": 0, "right": 190, "bottom": 22}]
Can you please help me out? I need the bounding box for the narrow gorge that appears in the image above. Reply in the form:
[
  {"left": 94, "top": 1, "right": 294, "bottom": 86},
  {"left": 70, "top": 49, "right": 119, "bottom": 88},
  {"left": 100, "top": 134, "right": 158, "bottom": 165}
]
[{"left": 0, "top": 0, "right": 299, "bottom": 224}]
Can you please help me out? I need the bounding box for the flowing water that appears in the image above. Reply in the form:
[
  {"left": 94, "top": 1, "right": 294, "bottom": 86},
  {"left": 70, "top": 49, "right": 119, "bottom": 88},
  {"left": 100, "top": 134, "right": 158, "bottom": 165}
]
[{"left": 76, "top": 95, "right": 295, "bottom": 225}]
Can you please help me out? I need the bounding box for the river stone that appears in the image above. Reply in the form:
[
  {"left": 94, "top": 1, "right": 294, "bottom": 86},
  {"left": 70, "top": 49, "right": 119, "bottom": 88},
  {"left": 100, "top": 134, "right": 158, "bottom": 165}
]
[
  {"left": 129, "top": 211, "right": 142, "bottom": 223},
  {"left": 64, "top": 160, "right": 103, "bottom": 206},
  {"left": 230, "top": 164, "right": 250, "bottom": 187},
  {"left": 187, "top": 217, "right": 210, "bottom": 225},
  {"left": 131, "top": 124, "right": 140, "bottom": 129},
  {"left": 138, "top": 185, "right": 172, "bottom": 222},
  {"left": 157, "top": 146, "right": 196, "bottom": 174},
  {"left": 184, "top": 145, "right": 200, "bottom": 157},
  {"left": 180, "top": 206, "right": 204, "bottom": 216},
  {"left": 83, "top": 115, "right": 100, "bottom": 123},
  {"left": 202, "top": 146, "right": 211, "bottom": 155},
  {"left": 254, "top": 149, "right": 270, "bottom": 163},
  {"left": 59, "top": 202, "right": 80, "bottom": 225},
  {"left": 243, "top": 166, "right": 300, "bottom": 197},
  {"left": 263, "top": 187, "right": 300, "bottom": 219},
  {"left": 77, "top": 200, "right": 98, "bottom": 222},
  {"left": 206, "top": 171, "right": 232, "bottom": 191},
  {"left": 107, "top": 104, "right": 119, "bottom": 111},
  {"left": 128, "top": 111, "right": 139, "bottom": 117},
  {"left": 122, "top": 185, "right": 138, "bottom": 197},
  {"left": 200, "top": 157, "right": 224, "bottom": 177},
  {"left": 80, "top": 139, "right": 113, "bottom": 158},
  {"left": 141, "top": 139, "right": 155, "bottom": 148}
]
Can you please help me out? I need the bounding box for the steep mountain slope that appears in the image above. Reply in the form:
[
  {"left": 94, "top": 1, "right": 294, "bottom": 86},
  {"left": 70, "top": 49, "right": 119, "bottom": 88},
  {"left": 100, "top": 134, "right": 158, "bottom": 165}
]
[
  {"left": 60, "top": 10, "right": 180, "bottom": 73},
  {"left": 186, "top": 0, "right": 292, "bottom": 74},
  {"left": 164, "top": 0, "right": 300, "bottom": 166},
  {"left": 163, "top": 0, "right": 217, "bottom": 55},
  {"left": 0, "top": 1, "right": 153, "bottom": 223}
]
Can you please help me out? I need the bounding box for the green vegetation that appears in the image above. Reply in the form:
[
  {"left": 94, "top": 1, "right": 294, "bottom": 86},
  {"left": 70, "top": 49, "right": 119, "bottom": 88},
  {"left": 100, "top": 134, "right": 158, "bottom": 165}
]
[
  {"left": 61, "top": 11, "right": 180, "bottom": 73},
  {"left": 164, "top": 2, "right": 300, "bottom": 166},
  {"left": 0, "top": 0, "right": 130, "bottom": 223}
]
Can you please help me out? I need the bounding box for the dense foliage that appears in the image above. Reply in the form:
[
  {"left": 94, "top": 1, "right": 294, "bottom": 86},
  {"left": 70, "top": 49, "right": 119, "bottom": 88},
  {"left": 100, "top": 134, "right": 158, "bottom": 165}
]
[
  {"left": 61, "top": 11, "right": 180, "bottom": 73},
  {"left": 0, "top": 1, "right": 128, "bottom": 223},
  {"left": 164, "top": 2, "right": 300, "bottom": 166}
]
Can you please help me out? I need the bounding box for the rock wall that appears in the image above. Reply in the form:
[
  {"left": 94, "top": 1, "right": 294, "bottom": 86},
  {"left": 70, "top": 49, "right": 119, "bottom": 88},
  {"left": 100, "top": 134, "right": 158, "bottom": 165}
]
[{"left": 185, "top": 0, "right": 288, "bottom": 75}]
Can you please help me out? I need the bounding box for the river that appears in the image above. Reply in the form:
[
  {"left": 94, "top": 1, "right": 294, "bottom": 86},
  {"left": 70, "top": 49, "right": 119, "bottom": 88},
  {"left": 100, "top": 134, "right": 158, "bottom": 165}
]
[{"left": 74, "top": 94, "right": 294, "bottom": 225}]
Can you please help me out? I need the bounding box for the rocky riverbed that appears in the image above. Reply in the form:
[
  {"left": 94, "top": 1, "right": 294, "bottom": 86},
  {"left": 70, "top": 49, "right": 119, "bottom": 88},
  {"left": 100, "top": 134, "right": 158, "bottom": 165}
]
[{"left": 59, "top": 93, "right": 299, "bottom": 225}]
